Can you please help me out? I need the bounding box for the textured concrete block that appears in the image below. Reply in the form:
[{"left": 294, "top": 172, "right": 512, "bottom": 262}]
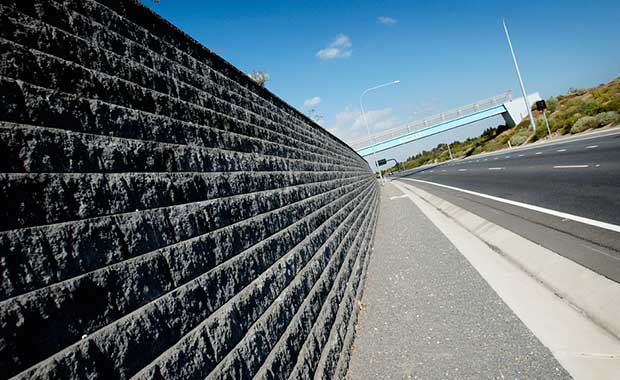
[{"left": 0, "top": 0, "right": 378, "bottom": 378}]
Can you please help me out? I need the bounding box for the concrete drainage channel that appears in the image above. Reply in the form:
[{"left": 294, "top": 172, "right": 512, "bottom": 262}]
[{"left": 393, "top": 180, "right": 620, "bottom": 379}]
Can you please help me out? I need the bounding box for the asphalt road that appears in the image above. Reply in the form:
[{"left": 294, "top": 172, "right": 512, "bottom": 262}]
[{"left": 395, "top": 128, "right": 620, "bottom": 283}]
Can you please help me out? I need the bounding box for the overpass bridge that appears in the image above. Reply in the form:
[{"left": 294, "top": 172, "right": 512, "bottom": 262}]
[{"left": 352, "top": 91, "right": 542, "bottom": 157}]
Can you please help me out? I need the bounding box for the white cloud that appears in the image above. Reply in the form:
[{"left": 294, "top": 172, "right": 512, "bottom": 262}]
[
  {"left": 375, "top": 117, "right": 398, "bottom": 129},
  {"left": 332, "top": 34, "right": 351, "bottom": 47},
  {"left": 335, "top": 107, "right": 356, "bottom": 123},
  {"left": 378, "top": 16, "right": 398, "bottom": 25},
  {"left": 328, "top": 106, "right": 396, "bottom": 142},
  {"left": 353, "top": 107, "right": 393, "bottom": 128},
  {"left": 316, "top": 34, "right": 352, "bottom": 60},
  {"left": 326, "top": 127, "right": 339, "bottom": 136},
  {"left": 303, "top": 96, "right": 322, "bottom": 107}
]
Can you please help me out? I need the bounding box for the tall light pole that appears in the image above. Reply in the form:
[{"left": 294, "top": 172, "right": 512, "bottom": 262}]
[
  {"left": 503, "top": 17, "right": 536, "bottom": 131},
  {"left": 360, "top": 80, "right": 401, "bottom": 183}
]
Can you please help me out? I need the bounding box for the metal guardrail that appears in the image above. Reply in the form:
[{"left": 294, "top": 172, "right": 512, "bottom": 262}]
[{"left": 349, "top": 91, "right": 513, "bottom": 150}]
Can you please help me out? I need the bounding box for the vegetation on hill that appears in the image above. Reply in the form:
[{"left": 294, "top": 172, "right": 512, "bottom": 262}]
[{"left": 388, "top": 77, "right": 620, "bottom": 173}]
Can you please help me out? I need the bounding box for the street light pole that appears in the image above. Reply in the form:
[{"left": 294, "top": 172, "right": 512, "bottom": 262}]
[
  {"left": 502, "top": 17, "right": 536, "bottom": 132},
  {"left": 360, "top": 80, "right": 401, "bottom": 184}
]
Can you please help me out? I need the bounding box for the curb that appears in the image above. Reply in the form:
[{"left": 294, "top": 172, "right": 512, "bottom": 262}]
[{"left": 395, "top": 181, "right": 620, "bottom": 342}]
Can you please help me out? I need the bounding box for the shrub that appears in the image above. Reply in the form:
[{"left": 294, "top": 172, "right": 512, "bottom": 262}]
[
  {"left": 248, "top": 70, "right": 269, "bottom": 86},
  {"left": 481, "top": 126, "right": 497, "bottom": 140},
  {"left": 595, "top": 111, "right": 620, "bottom": 127},
  {"left": 550, "top": 111, "right": 583, "bottom": 131},
  {"left": 510, "top": 135, "right": 527, "bottom": 146},
  {"left": 515, "top": 119, "right": 531, "bottom": 130},
  {"left": 570, "top": 116, "right": 598, "bottom": 134},
  {"left": 496, "top": 124, "right": 510, "bottom": 135},
  {"left": 546, "top": 97, "right": 558, "bottom": 113},
  {"left": 569, "top": 87, "right": 587, "bottom": 95},
  {"left": 580, "top": 101, "right": 601, "bottom": 116},
  {"left": 535, "top": 122, "right": 548, "bottom": 140},
  {"left": 599, "top": 98, "right": 620, "bottom": 112}
]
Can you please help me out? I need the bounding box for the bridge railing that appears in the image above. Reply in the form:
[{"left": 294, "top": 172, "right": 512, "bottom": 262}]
[{"left": 349, "top": 91, "right": 513, "bottom": 150}]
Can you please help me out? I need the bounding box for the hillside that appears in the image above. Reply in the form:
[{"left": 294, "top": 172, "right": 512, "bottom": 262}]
[{"left": 389, "top": 77, "right": 620, "bottom": 173}]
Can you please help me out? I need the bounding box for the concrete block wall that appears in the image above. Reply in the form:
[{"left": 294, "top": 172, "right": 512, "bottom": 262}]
[{"left": 0, "top": 0, "right": 378, "bottom": 378}]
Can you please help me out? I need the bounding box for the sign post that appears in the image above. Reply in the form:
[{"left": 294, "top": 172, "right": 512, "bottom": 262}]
[{"left": 536, "top": 100, "right": 551, "bottom": 137}]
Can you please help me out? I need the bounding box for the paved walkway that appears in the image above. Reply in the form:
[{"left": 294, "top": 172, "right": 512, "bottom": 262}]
[{"left": 347, "top": 182, "right": 571, "bottom": 380}]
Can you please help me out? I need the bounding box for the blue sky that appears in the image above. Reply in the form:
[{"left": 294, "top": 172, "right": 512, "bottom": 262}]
[{"left": 142, "top": 0, "right": 620, "bottom": 159}]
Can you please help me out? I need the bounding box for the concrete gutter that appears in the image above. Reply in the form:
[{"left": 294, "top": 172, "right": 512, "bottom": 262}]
[
  {"left": 393, "top": 181, "right": 620, "bottom": 379},
  {"left": 395, "top": 181, "right": 620, "bottom": 340}
]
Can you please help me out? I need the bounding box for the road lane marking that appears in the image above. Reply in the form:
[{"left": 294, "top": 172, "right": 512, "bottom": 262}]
[
  {"left": 458, "top": 169, "right": 468, "bottom": 172},
  {"left": 488, "top": 167, "right": 504, "bottom": 170},
  {"left": 444, "top": 129, "right": 618, "bottom": 163},
  {"left": 557, "top": 149, "right": 567, "bottom": 152},
  {"left": 535, "top": 152, "right": 542, "bottom": 155},
  {"left": 399, "top": 178, "right": 620, "bottom": 233},
  {"left": 581, "top": 244, "right": 610, "bottom": 256},
  {"left": 518, "top": 154, "right": 524, "bottom": 157},
  {"left": 389, "top": 194, "right": 409, "bottom": 200},
  {"left": 505, "top": 156, "right": 511, "bottom": 158},
  {"left": 393, "top": 181, "right": 620, "bottom": 379},
  {"left": 553, "top": 165, "right": 589, "bottom": 169}
]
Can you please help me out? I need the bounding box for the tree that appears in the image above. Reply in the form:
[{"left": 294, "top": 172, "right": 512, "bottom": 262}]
[
  {"left": 306, "top": 108, "right": 323, "bottom": 124},
  {"left": 248, "top": 70, "right": 269, "bottom": 87}
]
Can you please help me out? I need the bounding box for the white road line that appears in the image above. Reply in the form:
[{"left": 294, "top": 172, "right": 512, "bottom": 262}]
[
  {"left": 393, "top": 181, "right": 620, "bottom": 380},
  {"left": 518, "top": 154, "right": 524, "bottom": 157},
  {"left": 535, "top": 152, "right": 542, "bottom": 155},
  {"left": 585, "top": 145, "right": 598, "bottom": 149},
  {"left": 437, "top": 129, "right": 618, "bottom": 164},
  {"left": 458, "top": 169, "right": 468, "bottom": 172},
  {"left": 441, "top": 170, "right": 447, "bottom": 172},
  {"left": 505, "top": 156, "right": 511, "bottom": 158},
  {"left": 553, "top": 165, "right": 589, "bottom": 169},
  {"left": 488, "top": 167, "right": 504, "bottom": 171},
  {"left": 389, "top": 194, "right": 409, "bottom": 201},
  {"left": 557, "top": 149, "right": 567, "bottom": 152},
  {"left": 399, "top": 178, "right": 620, "bottom": 233},
  {"left": 581, "top": 243, "right": 609, "bottom": 256}
]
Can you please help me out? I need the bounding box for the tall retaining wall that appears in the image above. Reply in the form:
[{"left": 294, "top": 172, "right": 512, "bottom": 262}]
[{"left": 0, "top": 0, "right": 378, "bottom": 379}]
